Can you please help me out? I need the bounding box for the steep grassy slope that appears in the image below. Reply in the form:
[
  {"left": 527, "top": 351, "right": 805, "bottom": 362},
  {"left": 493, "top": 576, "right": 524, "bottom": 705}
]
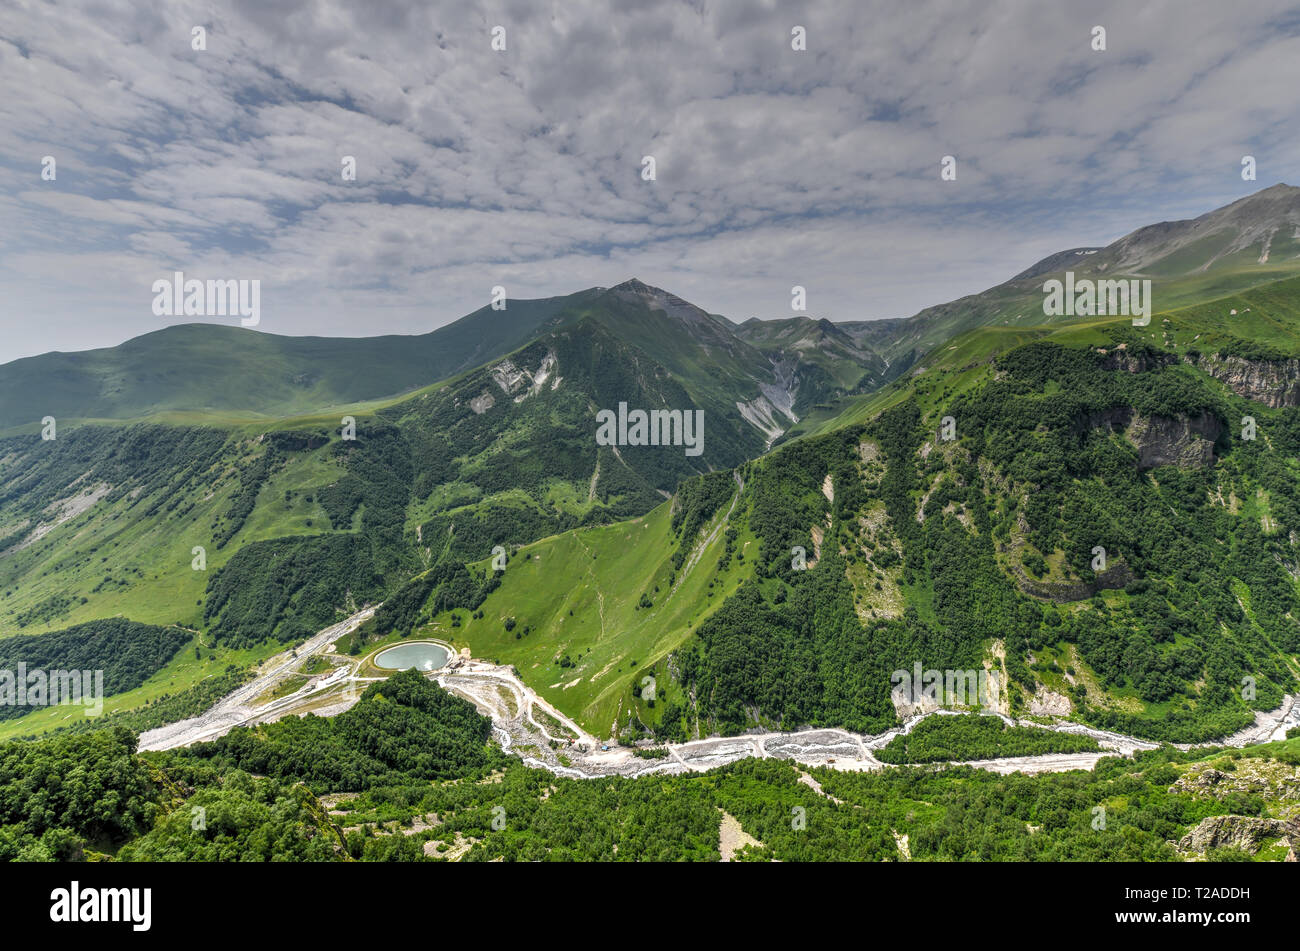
[
  {"left": 434, "top": 493, "right": 755, "bottom": 736},
  {"left": 0, "top": 424, "right": 353, "bottom": 638},
  {"left": 789, "top": 270, "right": 1300, "bottom": 445}
]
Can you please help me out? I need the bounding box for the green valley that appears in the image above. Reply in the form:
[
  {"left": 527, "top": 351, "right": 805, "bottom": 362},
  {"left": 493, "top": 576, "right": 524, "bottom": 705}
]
[{"left": 3, "top": 186, "right": 1300, "bottom": 868}]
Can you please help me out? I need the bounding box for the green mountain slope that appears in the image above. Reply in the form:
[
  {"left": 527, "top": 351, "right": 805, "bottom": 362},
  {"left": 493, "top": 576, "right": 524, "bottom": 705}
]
[
  {"left": 734, "top": 316, "right": 894, "bottom": 414},
  {"left": 5, "top": 187, "right": 1300, "bottom": 748},
  {"left": 0, "top": 278, "right": 883, "bottom": 453},
  {"left": 0, "top": 284, "right": 838, "bottom": 736},
  {"left": 869, "top": 184, "right": 1300, "bottom": 367},
  {"left": 424, "top": 283, "right": 1300, "bottom": 742},
  {"left": 0, "top": 292, "right": 594, "bottom": 430}
]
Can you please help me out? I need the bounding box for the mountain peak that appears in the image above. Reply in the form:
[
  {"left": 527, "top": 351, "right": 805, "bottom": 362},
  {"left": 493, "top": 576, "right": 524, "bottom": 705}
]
[
  {"left": 610, "top": 277, "right": 655, "bottom": 293},
  {"left": 1215, "top": 181, "right": 1300, "bottom": 217},
  {"left": 1011, "top": 247, "right": 1105, "bottom": 283},
  {"left": 603, "top": 278, "right": 710, "bottom": 324},
  {"left": 607, "top": 277, "right": 678, "bottom": 299}
]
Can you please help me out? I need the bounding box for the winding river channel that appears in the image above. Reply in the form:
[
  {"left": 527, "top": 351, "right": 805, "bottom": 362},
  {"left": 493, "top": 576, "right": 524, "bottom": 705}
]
[{"left": 139, "top": 606, "right": 1300, "bottom": 782}]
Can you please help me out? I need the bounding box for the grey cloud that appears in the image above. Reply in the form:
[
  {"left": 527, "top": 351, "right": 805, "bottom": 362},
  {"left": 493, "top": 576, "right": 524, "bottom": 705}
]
[{"left": 0, "top": 0, "right": 1297, "bottom": 360}]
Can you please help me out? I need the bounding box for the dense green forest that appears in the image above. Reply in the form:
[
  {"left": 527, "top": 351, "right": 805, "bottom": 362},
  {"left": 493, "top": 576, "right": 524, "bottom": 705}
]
[
  {"left": 0, "top": 425, "right": 230, "bottom": 526},
  {"left": 874, "top": 714, "right": 1101, "bottom": 764},
  {"left": 172, "top": 670, "right": 499, "bottom": 791},
  {"left": 955, "top": 337, "right": 1299, "bottom": 738},
  {"left": 2, "top": 708, "right": 1294, "bottom": 862},
  {"left": 658, "top": 336, "right": 1300, "bottom": 744},
  {"left": 0, "top": 671, "right": 499, "bottom": 861},
  {"left": 116, "top": 770, "right": 344, "bottom": 862},
  {"left": 203, "top": 533, "right": 386, "bottom": 645},
  {"left": 670, "top": 470, "right": 737, "bottom": 569},
  {"left": 0, "top": 727, "right": 157, "bottom": 860},
  {"left": 0, "top": 618, "right": 189, "bottom": 721}
]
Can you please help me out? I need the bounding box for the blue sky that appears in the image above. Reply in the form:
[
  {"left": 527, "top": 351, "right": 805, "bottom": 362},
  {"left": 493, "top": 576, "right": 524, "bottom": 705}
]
[{"left": 2, "top": 0, "right": 1299, "bottom": 361}]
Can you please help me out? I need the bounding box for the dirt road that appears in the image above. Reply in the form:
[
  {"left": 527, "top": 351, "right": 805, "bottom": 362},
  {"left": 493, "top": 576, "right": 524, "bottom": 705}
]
[{"left": 138, "top": 607, "right": 375, "bottom": 752}]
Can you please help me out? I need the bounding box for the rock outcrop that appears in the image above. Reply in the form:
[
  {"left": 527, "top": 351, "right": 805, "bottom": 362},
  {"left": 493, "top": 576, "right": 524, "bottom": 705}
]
[
  {"left": 1010, "top": 560, "right": 1134, "bottom": 603},
  {"left": 1171, "top": 760, "right": 1300, "bottom": 802},
  {"left": 1194, "top": 354, "right": 1300, "bottom": 408},
  {"left": 1099, "top": 348, "right": 1178, "bottom": 374},
  {"left": 1081, "top": 407, "right": 1222, "bottom": 469},
  {"left": 1126, "top": 412, "right": 1222, "bottom": 468},
  {"left": 1177, "top": 815, "right": 1288, "bottom": 856}
]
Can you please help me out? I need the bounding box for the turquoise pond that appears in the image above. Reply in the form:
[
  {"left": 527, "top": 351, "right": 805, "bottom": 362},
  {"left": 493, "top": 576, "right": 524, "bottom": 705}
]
[{"left": 373, "top": 642, "right": 452, "bottom": 671}]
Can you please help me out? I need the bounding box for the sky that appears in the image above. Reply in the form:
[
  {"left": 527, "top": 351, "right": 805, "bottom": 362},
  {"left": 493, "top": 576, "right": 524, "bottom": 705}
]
[{"left": 2, "top": 0, "right": 1299, "bottom": 362}]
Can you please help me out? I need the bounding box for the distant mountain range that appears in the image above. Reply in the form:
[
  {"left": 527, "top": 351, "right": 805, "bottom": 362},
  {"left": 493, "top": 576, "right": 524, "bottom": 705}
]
[{"left": 6, "top": 185, "right": 1299, "bottom": 436}]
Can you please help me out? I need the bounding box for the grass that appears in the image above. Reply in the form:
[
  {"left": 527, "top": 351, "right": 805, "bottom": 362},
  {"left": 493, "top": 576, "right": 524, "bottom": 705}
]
[
  {"left": 0, "top": 439, "right": 350, "bottom": 638},
  {"left": 0, "top": 431, "right": 364, "bottom": 738},
  {"left": 423, "top": 495, "right": 755, "bottom": 737},
  {"left": 790, "top": 272, "right": 1300, "bottom": 445}
]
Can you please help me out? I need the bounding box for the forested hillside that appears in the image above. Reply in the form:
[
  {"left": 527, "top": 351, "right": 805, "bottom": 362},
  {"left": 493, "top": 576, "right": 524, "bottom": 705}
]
[
  {"left": 642, "top": 330, "right": 1300, "bottom": 744},
  {"left": 0, "top": 618, "right": 190, "bottom": 721},
  {"left": 0, "top": 283, "right": 872, "bottom": 733}
]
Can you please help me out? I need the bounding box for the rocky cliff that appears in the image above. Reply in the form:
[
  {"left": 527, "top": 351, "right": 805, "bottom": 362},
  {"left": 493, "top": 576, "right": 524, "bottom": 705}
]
[
  {"left": 1080, "top": 407, "right": 1222, "bottom": 469},
  {"left": 1194, "top": 354, "right": 1300, "bottom": 408}
]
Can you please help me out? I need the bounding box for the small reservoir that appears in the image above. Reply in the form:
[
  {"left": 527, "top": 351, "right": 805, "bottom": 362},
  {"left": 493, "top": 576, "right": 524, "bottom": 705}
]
[{"left": 373, "top": 641, "right": 451, "bottom": 672}]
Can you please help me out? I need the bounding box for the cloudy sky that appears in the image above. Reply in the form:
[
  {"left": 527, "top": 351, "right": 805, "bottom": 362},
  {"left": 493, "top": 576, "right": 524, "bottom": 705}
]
[{"left": 2, "top": 0, "right": 1299, "bottom": 362}]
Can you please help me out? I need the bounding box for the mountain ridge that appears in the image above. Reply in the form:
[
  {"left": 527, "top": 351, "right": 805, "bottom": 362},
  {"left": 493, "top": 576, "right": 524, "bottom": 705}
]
[{"left": 8, "top": 185, "right": 1300, "bottom": 433}]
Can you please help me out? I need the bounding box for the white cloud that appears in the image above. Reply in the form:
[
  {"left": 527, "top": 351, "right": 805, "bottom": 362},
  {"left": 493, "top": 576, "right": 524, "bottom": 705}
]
[{"left": 0, "top": 0, "right": 1297, "bottom": 360}]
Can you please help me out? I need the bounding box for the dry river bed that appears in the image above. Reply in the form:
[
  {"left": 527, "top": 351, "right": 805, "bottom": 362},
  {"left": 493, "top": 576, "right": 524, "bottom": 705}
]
[{"left": 141, "top": 607, "right": 1300, "bottom": 780}]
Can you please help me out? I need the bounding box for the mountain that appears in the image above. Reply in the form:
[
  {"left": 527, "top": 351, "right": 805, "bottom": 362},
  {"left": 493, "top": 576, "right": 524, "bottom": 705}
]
[
  {"left": 872, "top": 183, "right": 1300, "bottom": 366},
  {"left": 12, "top": 182, "right": 1295, "bottom": 436},
  {"left": 0, "top": 278, "right": 884, "bottom": 671},
  {"left": 0, "top": 278, "right": 889, "bottom": 451},
  {"left": 0, "top": 292, "right": 594, "bottom": 430},
  {"left": 463, "top": 290, "right": 1300, "bottom": 742},
  {"left": 553, "top": 279, "right": 809, "bottom": 447},
  {"left": 734, "top": 315, "right": 894, "bottom": 411},
  {"left": 1073, "top": 182, "right": 1300, "bottom": 277},
  {"left": 4, "top": 185, "right": 1300, "bottom": 756}
]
